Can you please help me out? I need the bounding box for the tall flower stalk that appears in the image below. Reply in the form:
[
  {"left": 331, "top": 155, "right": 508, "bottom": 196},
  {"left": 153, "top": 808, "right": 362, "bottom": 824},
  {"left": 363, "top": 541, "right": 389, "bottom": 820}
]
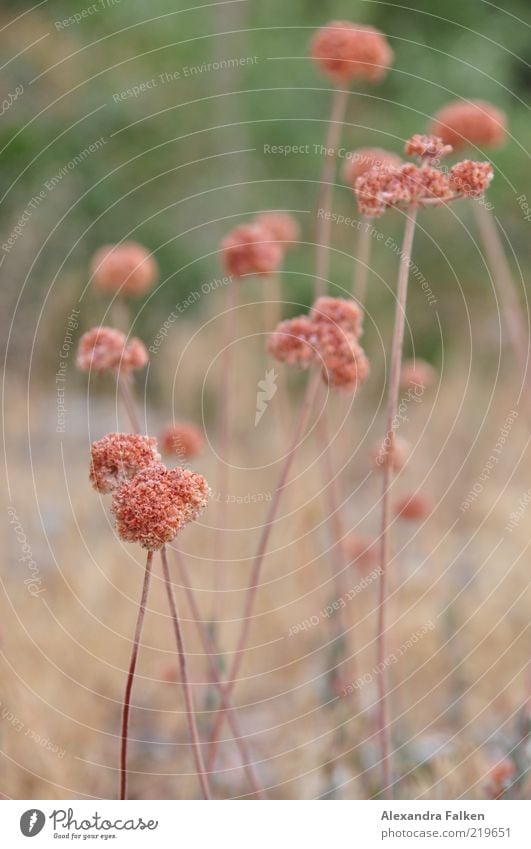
[
  {"left": 375, "top": 207, "right": 417, "bottom": 799},
  {"left": 119, "top": 550, "right": 153, "bottom": 800},
  {"left": 160, "top": 547, "right": 212, "bottom": 799},
  {"left": 353, "top": 132, "right": 494, "bottom": 797}
]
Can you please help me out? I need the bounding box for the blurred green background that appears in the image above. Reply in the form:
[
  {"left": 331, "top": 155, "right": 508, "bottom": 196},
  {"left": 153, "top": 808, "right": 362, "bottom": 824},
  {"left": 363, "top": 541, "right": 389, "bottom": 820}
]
[{"left": 1, "top": 0, "right": 530, "bottom": 372}]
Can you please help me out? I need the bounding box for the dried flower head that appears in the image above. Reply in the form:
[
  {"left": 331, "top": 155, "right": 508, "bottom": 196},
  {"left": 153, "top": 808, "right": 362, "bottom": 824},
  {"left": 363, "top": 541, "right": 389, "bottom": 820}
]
[
  {"left": 400, "top": 359, "right": 436, "bottom": 392},
  {"left": 90, "top": 433, "right": 160, "bottom": 494},
  {"left": 310, "top": 21, "right": 393, "bottom": 83},
  {"left": 221, "top": 223, "right": 284, "bottom": 278},
  {"left": 405, "top": 134, "right": 452, "bottom": 162},
  {"left": 255, "top": 212, "right": 300, "bottom": 247},
  {"left": 343, "top": 147, "right": 402, "bottom": 187},
  {"left": 317, "top": 323, "right": 370, "bottom": 391},
  {"left": 112, "top": 463, "right": 209, "bottom": 550},
  {"left": 355, "top": 164, "right": 414, "bottom": 217},
  {"left": 394, "top": 492, "right": 433, "bottom": 521},
  {"left": 76, "top": 326, "right": 148, "bottom": 373},
  {"left": 429, "top": 100, "right": 507, "bottom": 150},
  {"left": 267, "top": 315, "right": 317, "bottom": 368},
  {"left": 160, "top": 422, "right": 204, "bottom": 459},
  {"left": 449, "top": 160, "right": 494, "bottom": 198},
  {"left": 372, "top": 436, "right": 410, "bottom": 472},
  {"left": 90, "top": 242, "right": 158, "bottom": 296},
  {"left": 310, "top": 296, "right": 363, "bottom": 337}
]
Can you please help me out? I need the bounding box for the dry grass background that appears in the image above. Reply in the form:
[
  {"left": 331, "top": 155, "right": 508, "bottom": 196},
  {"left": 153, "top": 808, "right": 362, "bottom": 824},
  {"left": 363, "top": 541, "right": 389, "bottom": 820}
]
[{"left": 2, "top": 287, "right": 530, "bottom": 800}]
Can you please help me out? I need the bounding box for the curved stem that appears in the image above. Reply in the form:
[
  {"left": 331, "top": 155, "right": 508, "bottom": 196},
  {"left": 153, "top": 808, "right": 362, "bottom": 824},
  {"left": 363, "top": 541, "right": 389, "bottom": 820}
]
[
  {"left": 315, "top": 87, "right": 349, "bottom": 298},
  {"left": 120, "top": 550, "right": 153, "bottom": 800},
  {"left": 206, "top": 369, "right": 321, "bottom": 771},
  {"left": 353, "top": 218, "right": 372, "bottom": 304},
  {"left": 377, "top": 208, "right": 418, "bottom": 800},
  {"left": 173, "top": 548, "right": 266, "bottom": 798},
  {"left": 473, "top": 203, "right": 530, "bottom": 392},
  {"left": 160, "top": 546, "right": 212, "bottom": 800}
]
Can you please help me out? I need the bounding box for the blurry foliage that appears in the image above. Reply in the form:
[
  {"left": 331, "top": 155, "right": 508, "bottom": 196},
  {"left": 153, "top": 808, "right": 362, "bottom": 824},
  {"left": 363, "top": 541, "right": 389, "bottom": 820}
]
[{"left": 0, "top": 0, "right": 530, "bottom": 369}]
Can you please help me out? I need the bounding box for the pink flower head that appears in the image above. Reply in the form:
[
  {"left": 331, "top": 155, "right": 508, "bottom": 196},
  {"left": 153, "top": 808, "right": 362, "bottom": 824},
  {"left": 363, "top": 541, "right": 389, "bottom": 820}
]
[
  {"left": 355, "top": 164, "right": 414, "bottom": 217},
  {"left": 255, "top": 212, "right": 300, "bottom": 248},
  {"left": 372, "top": 435, "right": 410, "bottom": 472},
  {"left": 400, "top": 358, "right": 436, "bottom": 392},
  {"left": 343, "top": 147, "right": 402, "bottom": 187},
  {"left": 267, "top": 315, "right": 317, "bottom": 368},
  {"left": 90, "top": 242, "right": 158, "bottom": 296},
  {"left": 90, "top": 432, "right": 160, "bottom": 494},
  {"left": 310, "top": 296, "right": 363, "bottom": 337},
  {"left": 76, "top": 326, "right": 148, "bottom": 373},
  {"left": 112, "top": 463, "right": 210, "bottom": 550},
  {"left": 317, "top": 323, "right": 370, "bottom": 391},
  {"left": 160, "top": 422, "right": 205, "bottom": 459},
  {"left": 394, "top": 492, "right": 433, "bottom": 521},
  {"left": 343, "top": 534, "right": 379, "bottom": 573},
  {"left": 405, "top": 134, "right": 452, "bottom": 162},
  {"left": 221, "top": 223, "right": 283, "bottom": 278},
  {"left": 487, "top": 759, "right": 516, "bottom": 800},
  {"left": 310, "top": 21, "right": 393, "bottom": 83},
  {"left": 450, "top": 160, "right": 494, "bottom": 198},
  {"left": 429, "top": 100, "right": 507, "bottom": 151}
]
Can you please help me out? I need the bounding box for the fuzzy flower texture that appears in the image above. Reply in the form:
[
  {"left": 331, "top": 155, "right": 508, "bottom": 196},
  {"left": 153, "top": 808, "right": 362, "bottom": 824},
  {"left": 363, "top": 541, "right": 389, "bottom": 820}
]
[
  {"left": 310, "top": 20, "right": 393, "bottom": 83},
  {"left": 354, "top": 134, "right": 493, "bottom": 218},
  {"left": 76, "top": 326, "right": 148, "bottom": 373},
  {"left": 89, "top": 432, "right": 209, "bottom": 550},
  {"left": 268, "top": 296, "right": 369, "bottom": 392}
]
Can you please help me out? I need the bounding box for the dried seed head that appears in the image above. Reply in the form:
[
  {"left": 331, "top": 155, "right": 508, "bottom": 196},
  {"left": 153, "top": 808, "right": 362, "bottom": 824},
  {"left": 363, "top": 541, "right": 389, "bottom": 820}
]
[
  {"left": 429, "top": 100, "right": 507, "bottom": 150},
  {"left": 160, "top": 422, "right": 204, "bottom": 459},
  {"left": 90, "top": 242, "right": 158, "bottom": 296},
  {"left": 394, "top": 492, "right": 433, "bottom": 521},
  {"left": 450, "top": 160, "right": 494, "bottom": 198},
  {"left": 400, "top": 358, "right": 436, "bottom": 392},
  {"left": 317, "top": 323, "right": 370, "bottom": 392},
  {"left": 343, "top": 147, "right": 402, "bottom": 186},
  {"left": 76, "top": 326, "right": 148, "bottom": 373},
  {"left": 112, "top": 463, "right": 210, "bottom": 550},
  {"left": 255, "top": 212, "right": 300, "bottom": 247},
  {"left": 405, "top": 134, "right": 452, "bottom": 162},
  {"left": 355, "top": 164, "right": 414, "bottom": 217},
  {"left": 310, "top": 296, "right": 363, "bottom": 337},
  {"left": 90, "top": 432, "right": 160, "bottom": 494},
  {"left": 372, "top": 436, "right": 410, "bottom": 472},
  {"left": 267, "top": 315, "right": 317, "bottom": 368},
  {"left": 221, "top": 223, "right": 284, "bottom": 278},
  {"left": 310, "top": 20, "right": 393, "bottom": 83}
]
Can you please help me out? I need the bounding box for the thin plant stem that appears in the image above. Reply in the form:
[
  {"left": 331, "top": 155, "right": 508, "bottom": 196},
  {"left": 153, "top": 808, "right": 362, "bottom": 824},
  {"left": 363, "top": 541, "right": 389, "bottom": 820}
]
[
  {"left": 206, "top": 369, "right": 321, "bottom": 771},
  {"left": 211, "top": 281, "right": 238, "bottom": 627},
  {"left": 377, "top": 207, "right": 418, "bottom": 800},
  {"left": 473, "top": 202, "right": 530, "bottom": 391},
  {"left": 160, "top": 546, "right": 212, "bottom": 800},
  {"left": 120, "top": 550, "right": 153, "bottom": 800},
  {"left": 315, "top": 391, "right": 357, "bottom": 689},
  {"left": 354, "top": 218, "right": 372, "bottom": 304},
  {"left": 117, "top": 373, "right": 142, "bottom": 434},
  {"left": 173, "top": 547, "right": 266, "bottom": 798},
  {"left": 315, "top": 87, "right": 349, "bottom": 298}
]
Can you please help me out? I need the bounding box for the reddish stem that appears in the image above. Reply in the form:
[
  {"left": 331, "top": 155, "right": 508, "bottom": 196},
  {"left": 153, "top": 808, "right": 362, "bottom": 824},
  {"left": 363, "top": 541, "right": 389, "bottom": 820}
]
[
  {"left": 173, "top": 548, "right": 266, "bottom": 798},
  {"left": 473, "top": 202, "right": 530, "bottom": 394},
  {"left": 117, "top": 373, "right": 142, "bottom": 434},
  {"left": 120, "top": 550, "right": 153, "bottom": 800},
  {"left": 160, "top": 546, "right": 212, "bottom": 800},
  {"left": 315, "top": 87, "right": 349, "bottom": 297},
  {"left": 377, "top": 208, "right": 418, "bottom": 800},
  {"left": 206, "top": 369, "right": 321, "bottom": 771},
  {"left": 354, "top": 218, "right": 372, "bottom": 304}
]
